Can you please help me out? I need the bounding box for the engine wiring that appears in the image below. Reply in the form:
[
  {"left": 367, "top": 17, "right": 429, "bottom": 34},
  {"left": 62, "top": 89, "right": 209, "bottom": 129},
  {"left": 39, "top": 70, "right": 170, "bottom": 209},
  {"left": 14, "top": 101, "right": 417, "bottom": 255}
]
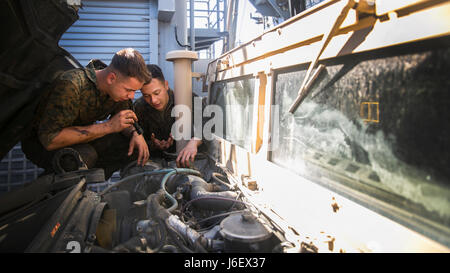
[{"left": 97, "top": 161, "right": 290, "bottom": 253}]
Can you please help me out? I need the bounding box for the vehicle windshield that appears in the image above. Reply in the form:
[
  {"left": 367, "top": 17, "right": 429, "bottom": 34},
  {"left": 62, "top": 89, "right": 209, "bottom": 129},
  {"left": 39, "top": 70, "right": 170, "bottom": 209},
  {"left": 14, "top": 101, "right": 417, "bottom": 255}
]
[
  {"left": 270, "top": 47, "right": 450, "bottom": 231},
  {"left": 210, "top": 78, "right": 256, "bottom": 151}
]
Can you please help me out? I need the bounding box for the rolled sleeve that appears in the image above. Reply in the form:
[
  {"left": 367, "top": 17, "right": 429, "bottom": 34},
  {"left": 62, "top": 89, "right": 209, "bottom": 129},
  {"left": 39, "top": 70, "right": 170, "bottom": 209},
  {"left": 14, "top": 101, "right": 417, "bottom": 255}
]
[{"left": 38, "top": 80, "right": 81, "bottom": 148}]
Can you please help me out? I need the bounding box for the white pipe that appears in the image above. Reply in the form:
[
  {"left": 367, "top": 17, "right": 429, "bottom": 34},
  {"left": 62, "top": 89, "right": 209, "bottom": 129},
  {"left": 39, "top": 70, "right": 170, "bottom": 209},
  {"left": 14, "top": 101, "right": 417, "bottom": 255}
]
[{"left": 166, "top": 50, "right": 198, "bottom": 152}]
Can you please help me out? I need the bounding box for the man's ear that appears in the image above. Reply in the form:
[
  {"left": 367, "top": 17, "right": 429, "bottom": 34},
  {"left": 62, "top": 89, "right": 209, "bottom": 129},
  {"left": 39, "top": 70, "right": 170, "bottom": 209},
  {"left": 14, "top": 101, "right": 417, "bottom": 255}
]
[
  {"left": 164, "top": 80, "right": 169, "bottom": 91},
  {"left": 106, "top": 71, "right": 117, "bottom": 85}
]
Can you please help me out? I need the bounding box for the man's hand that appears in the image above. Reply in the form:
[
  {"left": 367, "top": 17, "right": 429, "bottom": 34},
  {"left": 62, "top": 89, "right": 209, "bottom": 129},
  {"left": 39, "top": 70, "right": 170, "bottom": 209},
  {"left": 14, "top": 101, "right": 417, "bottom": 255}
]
[
  {"left": 128, "top": 133, "right": 149, "bottom": 166},
  {"left": 107, "top": 110, "right": 138, "bottom": 133},
  {"left": 176, "top": 139, "right": 202, "bottom": 168},
  {"left": 151, "top": 133, "right": 174, "bottom": 151}
]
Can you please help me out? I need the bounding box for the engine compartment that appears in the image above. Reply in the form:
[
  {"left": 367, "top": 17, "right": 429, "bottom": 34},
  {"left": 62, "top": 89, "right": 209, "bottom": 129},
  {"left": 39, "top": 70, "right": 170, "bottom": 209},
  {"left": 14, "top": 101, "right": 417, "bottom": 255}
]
[{"left": 90, "top": 157, "right": 287, "bottom": 253}]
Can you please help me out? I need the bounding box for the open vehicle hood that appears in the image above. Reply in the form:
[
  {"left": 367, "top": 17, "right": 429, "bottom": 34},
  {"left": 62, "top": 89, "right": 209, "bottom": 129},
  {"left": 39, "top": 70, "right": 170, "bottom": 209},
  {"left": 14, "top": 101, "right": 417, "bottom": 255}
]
[{"left": 0, "top": 0, "right": 82, "bottom": 160}]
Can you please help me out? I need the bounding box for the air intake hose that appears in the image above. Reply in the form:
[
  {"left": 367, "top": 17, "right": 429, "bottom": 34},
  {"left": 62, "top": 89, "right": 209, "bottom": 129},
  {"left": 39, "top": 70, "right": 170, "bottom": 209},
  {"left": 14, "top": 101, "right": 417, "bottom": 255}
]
[{"left": 188, "top": 175, "right": 241, "bottom": 211}]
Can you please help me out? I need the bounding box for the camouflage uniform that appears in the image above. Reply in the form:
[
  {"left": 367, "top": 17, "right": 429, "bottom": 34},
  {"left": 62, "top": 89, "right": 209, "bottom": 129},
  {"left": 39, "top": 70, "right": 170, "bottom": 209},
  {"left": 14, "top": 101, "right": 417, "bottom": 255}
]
[
  {"left": 134, "top": 89, "right": 208, "bottom": 158},
  {"left": 22, "top": 59, "right": 136, "bottom": 179}
]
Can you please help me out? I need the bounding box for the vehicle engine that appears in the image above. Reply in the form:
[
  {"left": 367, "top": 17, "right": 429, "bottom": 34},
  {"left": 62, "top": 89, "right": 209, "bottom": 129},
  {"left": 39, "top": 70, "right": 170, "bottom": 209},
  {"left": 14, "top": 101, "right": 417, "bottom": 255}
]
[
  {"left": 86, "top": 156, "right": 288, "bottom": 253},
  {"left": 0, "top": 150, "right": 304, "bottom": 253}
]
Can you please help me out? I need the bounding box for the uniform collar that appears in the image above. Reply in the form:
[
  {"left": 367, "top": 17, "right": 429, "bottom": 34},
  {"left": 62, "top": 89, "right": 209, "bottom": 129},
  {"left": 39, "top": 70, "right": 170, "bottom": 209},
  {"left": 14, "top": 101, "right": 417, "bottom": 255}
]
[
  {"left": 166, "top": 88, "right": 174, "bottom": 110},
  {"left": 85, "top": 59, "right": 107, "bottom": 84},
  {"left": 85, "top": 59, "right": 110, "bottom": 101}
]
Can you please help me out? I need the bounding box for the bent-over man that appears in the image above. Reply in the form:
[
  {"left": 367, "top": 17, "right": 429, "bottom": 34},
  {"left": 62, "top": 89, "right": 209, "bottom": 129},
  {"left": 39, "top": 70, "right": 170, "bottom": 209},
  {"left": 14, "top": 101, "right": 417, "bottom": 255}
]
[{"left": 22, "top": 48, "right": 152, "bottom": 179}]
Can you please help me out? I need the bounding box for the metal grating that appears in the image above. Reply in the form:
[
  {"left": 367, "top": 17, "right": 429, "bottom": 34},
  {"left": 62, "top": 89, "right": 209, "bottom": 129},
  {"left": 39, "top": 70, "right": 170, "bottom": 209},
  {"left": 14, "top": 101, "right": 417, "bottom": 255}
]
[
  {"left": 0, "top": 143, "right": 121, "bottom": 194},
  {"left": 0, "top": 144, "right": 44, "bottom": 193}
]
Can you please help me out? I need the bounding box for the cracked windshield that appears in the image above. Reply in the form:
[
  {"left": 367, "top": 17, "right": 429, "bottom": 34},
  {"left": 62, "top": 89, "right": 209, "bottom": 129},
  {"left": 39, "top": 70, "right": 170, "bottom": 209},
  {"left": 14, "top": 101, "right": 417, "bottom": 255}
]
[{"left": 270, "top": 48, "right": 450, "bottom": 228}]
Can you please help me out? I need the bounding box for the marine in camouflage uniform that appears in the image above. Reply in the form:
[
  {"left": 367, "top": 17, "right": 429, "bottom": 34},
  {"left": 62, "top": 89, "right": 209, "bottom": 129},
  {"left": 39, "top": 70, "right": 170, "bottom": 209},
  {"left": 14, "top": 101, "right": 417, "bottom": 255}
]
[{"left": 22, "top": 59, "right": 137, "bottom": 179}]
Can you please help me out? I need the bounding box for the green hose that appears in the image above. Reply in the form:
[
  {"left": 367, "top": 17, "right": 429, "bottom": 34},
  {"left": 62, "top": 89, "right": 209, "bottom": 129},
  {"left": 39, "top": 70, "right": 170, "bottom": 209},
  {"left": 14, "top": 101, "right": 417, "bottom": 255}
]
[
  {"left": 100, "top": 168, "right": 202, "bottom": 212},
  {"left": 99, "top": 168, "right": 176, "bottom": 196},
  {"left": 160, "top": 168, "right": 202, "bottom": 212}
]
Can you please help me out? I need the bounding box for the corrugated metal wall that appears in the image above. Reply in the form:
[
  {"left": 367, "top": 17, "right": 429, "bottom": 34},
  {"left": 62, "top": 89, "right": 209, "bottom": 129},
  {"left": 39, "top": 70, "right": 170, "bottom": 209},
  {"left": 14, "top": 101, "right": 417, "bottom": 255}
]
[{"left": 60, "top": 0, "right": 151, "bottom": 68}]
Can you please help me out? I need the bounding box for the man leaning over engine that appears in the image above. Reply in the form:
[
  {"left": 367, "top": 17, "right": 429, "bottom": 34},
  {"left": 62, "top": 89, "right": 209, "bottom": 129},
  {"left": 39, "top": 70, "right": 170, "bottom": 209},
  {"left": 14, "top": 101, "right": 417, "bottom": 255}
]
[{"left": 22, "top": 48, "right": 152, "bottom": 179}]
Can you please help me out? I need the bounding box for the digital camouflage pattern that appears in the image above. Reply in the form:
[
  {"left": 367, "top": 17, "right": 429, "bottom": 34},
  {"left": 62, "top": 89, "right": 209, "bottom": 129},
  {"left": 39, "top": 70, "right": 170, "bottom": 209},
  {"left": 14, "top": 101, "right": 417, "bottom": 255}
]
[
  {"left": 22, "top": 59, "right": 134, "bottom": 177},
  {"left": 34, "top": 59, "right": 129, "bottom": 148}
]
